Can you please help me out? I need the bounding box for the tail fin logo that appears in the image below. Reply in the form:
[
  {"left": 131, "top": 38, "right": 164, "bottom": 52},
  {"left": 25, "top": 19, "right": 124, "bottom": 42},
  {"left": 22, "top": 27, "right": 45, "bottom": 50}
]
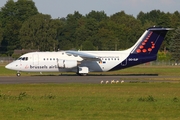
[
  {"left": 131, "top": 27, "right": 172, "bottom": 55},
  {"left": 135, "top": 31, "right": 156, "bottom": 54}
]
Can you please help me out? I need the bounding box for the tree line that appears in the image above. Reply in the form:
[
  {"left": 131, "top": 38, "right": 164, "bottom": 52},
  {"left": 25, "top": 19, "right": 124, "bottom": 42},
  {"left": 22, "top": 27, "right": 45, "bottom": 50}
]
[{"left": 0, "top": 0, "right": 180, "bottom": 62}]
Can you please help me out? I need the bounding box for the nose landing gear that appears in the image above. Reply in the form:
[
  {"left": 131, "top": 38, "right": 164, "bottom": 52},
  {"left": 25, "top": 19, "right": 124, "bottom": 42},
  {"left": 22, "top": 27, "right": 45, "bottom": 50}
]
[{"left": 16, "top": 72, "right": 21, "bottom": 77}]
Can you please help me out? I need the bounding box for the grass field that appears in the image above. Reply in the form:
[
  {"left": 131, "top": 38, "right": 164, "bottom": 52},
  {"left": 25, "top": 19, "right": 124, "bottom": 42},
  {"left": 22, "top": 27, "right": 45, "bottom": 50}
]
[
  {"left": 1, "top": 64, "right": 180, "bottom": 119},
  {"left": 0, "top": 83, "right": 180, "bottom": 120}
]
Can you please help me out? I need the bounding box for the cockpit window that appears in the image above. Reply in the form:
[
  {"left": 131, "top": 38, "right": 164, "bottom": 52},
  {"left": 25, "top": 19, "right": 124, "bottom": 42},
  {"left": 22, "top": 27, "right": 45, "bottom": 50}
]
[
  {"left": 18, "top": 57, "right": 28, "bottom": 61},
  {"left": 18, "top": 57, "right": 22, "bottom": 60}
]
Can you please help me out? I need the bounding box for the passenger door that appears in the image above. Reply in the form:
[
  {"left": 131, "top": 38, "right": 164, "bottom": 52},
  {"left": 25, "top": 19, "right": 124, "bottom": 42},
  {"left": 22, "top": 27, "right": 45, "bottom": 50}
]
[{"left": 33, "top": 54, "right": 39, "bottom": 65}]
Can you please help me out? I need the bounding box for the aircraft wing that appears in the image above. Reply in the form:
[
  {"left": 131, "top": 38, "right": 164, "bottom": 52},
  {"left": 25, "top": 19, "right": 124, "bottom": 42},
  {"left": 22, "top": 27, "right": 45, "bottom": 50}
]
[{"left": 65, "top": 51, "right": 101, "bottom": 61}]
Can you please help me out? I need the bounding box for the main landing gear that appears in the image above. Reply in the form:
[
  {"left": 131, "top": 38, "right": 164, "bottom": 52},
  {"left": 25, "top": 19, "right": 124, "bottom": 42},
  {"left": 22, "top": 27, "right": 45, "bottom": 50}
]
[
  {"left": 76, "top": 73, "right": 88, "bottom": 76},
  {"left": 77, "top": 67, "right": 89, "bottom": 76}
]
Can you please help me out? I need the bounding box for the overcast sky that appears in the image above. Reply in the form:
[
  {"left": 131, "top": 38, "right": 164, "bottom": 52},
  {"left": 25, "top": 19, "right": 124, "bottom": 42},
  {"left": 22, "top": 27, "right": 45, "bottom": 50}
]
[{"left": 0, "top": 0, "right": 179, "bottom": 18}]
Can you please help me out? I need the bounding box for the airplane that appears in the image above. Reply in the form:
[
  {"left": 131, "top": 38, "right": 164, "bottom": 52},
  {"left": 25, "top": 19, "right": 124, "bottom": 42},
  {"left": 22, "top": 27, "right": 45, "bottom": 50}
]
[{"left": 5, "top": 26, "right": 172, "bottom": 76}]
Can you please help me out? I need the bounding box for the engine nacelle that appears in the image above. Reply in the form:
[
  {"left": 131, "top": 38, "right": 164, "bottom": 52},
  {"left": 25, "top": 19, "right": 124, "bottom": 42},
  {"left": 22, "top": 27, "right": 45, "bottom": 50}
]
[{"left": 58, "top": 60, "right": 77, "bottom": 68}]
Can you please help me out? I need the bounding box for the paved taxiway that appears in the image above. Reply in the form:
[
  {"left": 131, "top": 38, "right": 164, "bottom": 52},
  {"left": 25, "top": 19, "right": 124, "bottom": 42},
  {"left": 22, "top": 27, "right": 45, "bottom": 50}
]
[{"left": 0, "top": 75, "right": 179, "bottom": 84}]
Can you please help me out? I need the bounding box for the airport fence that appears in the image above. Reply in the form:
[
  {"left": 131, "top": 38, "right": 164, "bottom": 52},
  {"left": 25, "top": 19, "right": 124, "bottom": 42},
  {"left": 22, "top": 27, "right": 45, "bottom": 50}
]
[
  {"left": 0, "top": 57, "right": 15, "bottom": 63},
  {"left": 140, "top": 61, "right": 178, "bottom": 66}
]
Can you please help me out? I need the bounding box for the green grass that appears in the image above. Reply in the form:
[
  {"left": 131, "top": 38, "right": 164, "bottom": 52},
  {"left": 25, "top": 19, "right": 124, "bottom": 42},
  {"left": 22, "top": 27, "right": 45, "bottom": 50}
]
[
  {"left": 0, "top": 66, "right": 16, "bottom": 76},
  {"left": 0, "top": 83, "right": 180, "bottom": 120},
  {"left": 118, "top": 65, "right": 180, "bottom": 76},
  {"left": 1, "top": 64, "right": 180, "bottom": 119}
]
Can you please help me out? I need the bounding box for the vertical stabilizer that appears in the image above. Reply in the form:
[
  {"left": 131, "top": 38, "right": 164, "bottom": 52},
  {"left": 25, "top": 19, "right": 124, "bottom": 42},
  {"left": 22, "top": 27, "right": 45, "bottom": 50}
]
[
  {"left": 110, "top": 27, "right": 173, "bottom": 71},
  {"left": 130, "top": 27, "right": 173, "bottom": 55}
]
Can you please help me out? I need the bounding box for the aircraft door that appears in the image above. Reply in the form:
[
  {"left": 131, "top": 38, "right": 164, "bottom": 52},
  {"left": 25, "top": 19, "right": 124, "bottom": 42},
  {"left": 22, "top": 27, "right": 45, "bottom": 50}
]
[
  {"left": 19, "top": 58, "right": 22, "bottom": 70},
  {"left": 33, "top": 54, "right": 39, "bottom": 65}
]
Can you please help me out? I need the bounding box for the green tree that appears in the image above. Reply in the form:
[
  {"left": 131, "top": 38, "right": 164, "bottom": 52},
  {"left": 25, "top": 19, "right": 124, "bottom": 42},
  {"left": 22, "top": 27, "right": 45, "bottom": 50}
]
[
  {"left": 74, "top": 22, "right": 89, "bottom": 49},
  {"left": 158, "top": 14, "right": 172, "bottom": 51},
  {"left": 157, "top": 51, "right": 171, "bottom": 62},
  {"left": 170, "top": 11, "right": 180, "bottom": 28},
  {"left": 0, "top": 0, "right": 38, "bottom": 55},
  {"left": 137, "top": 10, "right": 165, "bottom": 24},
  {"left": 96, "top": 27, "right": 117, "bottom": 50},
  {"left": 86, "top": 10, "right": 108, "bottom": 22},
  {"left": 84, "top": 18, "right": 99, "bottom": 46},
  {"left": 0, "top": 22, "right": 3, "bottom": 46},
  {"left": 4, "top": 19, "right": 22, "bottom": 55},
  {"left": 57, "top": 11, "right": 83, "bottom": 50},
  {"left": 0, "top": 0, "right": 18, "bottom": 55},
  {"left": 157, "top": 14, "right": 171, "bottom": 27},
  {"left": 169, "top": 27, "right": 180, "bottom": 63},
  {"left": 82, "top": 40, "right": 95, "bottom": 50},
  {"left": 15, "top": 0, "right": 38, "bottom": 21},
  {"left": 19, "top": 14, "right": 62, "bottom": 51},
  {"left": 110, "top": 11, "right": 141, "bottom": 49},
  {"left": 137, "top": 11, "right": 146, "bottom": 25}
]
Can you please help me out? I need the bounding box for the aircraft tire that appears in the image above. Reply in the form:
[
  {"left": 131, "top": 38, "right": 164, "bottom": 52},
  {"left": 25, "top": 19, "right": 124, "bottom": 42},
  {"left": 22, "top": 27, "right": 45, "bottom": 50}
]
[
  {"left": 80, "top": 73, "right": 87, "bottom": 76},
  {"left": 76, "top": 73, "right": 87, "bottom": 76},
  {"left": 16, "top": 73, "right": 21, "bottom": 77}
]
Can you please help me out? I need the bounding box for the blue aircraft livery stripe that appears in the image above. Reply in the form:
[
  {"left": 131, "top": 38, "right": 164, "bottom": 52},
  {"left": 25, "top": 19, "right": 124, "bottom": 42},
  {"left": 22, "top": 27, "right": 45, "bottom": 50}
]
[{"left": 110, "top": 27, "right": 170, "bottom": 71}]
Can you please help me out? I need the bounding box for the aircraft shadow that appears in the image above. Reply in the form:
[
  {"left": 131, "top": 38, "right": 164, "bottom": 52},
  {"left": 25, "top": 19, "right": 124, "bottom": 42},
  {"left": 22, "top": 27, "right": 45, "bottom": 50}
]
[{"left": 31, "top": 73, "right": 158, "bottom": 76}]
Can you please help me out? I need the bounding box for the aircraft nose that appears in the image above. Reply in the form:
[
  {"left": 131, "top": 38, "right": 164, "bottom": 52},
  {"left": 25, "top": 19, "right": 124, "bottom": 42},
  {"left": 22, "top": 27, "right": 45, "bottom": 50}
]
[
  {"left": 5, "top": 64, "right": 11, "bottom": 69},
  {"left": 5, "top": 62, "right": 20, "bottom": 71}
]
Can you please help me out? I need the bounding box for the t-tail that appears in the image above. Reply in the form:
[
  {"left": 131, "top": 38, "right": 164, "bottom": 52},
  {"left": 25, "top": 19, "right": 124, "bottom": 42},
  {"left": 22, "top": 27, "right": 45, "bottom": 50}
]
[{"left": 111, "top": 27, "right": 173, "bottom": 71}]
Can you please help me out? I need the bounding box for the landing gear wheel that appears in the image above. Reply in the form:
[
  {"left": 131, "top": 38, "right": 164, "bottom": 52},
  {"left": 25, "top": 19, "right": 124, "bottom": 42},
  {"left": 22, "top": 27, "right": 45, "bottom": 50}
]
[
  {"left": 76, "top": 73, "right": 87, "bottom": 76},
  {"left": 16, "top": 73, "right": 21, "bottom": 77},
  {"left": 81, "top": 73, "right": 87, "bottom": 76}
]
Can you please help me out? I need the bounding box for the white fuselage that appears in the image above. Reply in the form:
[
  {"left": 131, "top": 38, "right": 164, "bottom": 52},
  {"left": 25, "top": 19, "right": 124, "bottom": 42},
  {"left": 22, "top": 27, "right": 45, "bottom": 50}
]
[{"left": 5, "top": 50, "right": 130, "bottom": 73}]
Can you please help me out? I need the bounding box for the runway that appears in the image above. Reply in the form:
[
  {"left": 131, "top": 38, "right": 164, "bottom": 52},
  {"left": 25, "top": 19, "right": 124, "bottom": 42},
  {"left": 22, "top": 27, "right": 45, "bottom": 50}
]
[{"left": 0, "top": 75, "right": 179, "bottom": 84}]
